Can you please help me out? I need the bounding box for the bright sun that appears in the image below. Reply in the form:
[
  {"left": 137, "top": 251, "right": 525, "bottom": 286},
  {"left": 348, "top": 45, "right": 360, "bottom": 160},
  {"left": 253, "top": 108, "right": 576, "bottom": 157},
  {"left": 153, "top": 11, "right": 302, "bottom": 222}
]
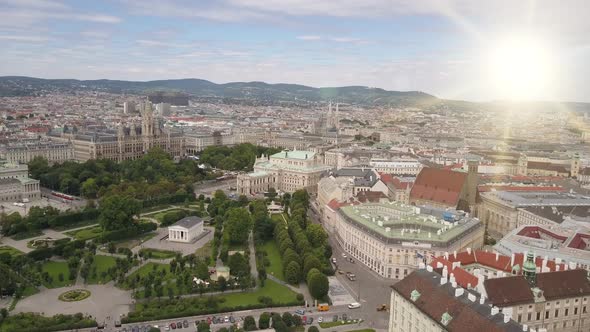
[{"left": 487, "top": 36, "right": 555, "bottom": 101}]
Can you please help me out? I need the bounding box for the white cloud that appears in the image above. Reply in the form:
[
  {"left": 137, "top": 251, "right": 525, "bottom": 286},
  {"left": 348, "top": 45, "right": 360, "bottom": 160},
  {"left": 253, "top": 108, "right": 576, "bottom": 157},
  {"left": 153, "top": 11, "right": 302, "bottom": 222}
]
[
  {"left": 0, "top": 35, "right": 50, "bottom": 42},
  {"left": 296, "top": 35, "right": 321, "bottom": 41},
  {"left": 0, "top": 0, "right": 68, "bottom": 10}
]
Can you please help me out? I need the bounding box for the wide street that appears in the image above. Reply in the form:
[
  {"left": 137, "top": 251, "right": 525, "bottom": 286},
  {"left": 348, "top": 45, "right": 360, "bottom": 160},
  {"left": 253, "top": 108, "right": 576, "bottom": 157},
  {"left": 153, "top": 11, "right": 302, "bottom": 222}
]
[
  {"left": 70, "top": 304, "right": 368, "bottom": 332},
  {"left": 308, "top": 203, "right": 393, "bottom": 332}
]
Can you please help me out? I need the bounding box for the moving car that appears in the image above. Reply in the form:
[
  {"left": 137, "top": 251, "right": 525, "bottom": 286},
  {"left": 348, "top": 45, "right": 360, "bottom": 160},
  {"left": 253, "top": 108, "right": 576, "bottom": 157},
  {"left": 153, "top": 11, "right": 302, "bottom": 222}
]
[
  {"left": 342, "top": 253, "right": 347, "bottom": 258},
  {"left": 348, "top": 302, "right": 361, "bottom": 309},
  {"left": 318, "top": 303, "right": 330, "bottom": 311}
]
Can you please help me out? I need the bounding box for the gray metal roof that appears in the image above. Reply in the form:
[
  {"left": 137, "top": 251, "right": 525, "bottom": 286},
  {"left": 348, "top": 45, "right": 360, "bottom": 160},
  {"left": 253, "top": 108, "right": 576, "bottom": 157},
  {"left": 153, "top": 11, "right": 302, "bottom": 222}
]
[{"left": 171, "top": 216, "right": 203, "bottom": 229}]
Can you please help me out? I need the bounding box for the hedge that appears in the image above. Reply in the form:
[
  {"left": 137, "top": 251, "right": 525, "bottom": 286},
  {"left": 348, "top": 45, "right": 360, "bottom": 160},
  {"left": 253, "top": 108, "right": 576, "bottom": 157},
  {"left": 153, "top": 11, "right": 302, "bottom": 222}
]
[
  {"left": 48, "top": 209, "right": 100, "bottom": 229},
  {"left": 97, "top": 222, "right": 157, "bottom": 243},
  {"left": 122, "top": 299, "right": 304, "bottom": 324}
]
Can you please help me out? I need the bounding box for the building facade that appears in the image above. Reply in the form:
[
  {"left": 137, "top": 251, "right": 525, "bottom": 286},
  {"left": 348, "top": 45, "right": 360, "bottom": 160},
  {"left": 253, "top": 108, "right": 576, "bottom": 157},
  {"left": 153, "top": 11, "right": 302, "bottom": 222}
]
[
  {"left": 0, "top": 142, "right": 74, "bottom": 165},
  {"left": 484, "top": 260, "right": 590, "bottom": 332},
  {"left": 479, "top": 191, "right": 590, "bottom": 236},
  {"left": 369, "top": 158, "right": 423, "bottom": 175},
  {"left": 167, "top": 216, "right": 204, "bottom": 243},
  {"left": 237, "top": 150, "right": 332, "bottom": 195},
  {"left": 330, "top": 202, "right": 484, "bottom": 280},
  {"left": 0, "top": 162, "right": 40, "bottom": 202}
]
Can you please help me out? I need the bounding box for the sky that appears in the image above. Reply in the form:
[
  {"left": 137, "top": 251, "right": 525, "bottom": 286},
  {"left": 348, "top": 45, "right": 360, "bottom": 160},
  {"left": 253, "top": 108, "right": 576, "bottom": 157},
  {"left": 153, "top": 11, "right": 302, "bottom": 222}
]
[{"left": 0, "top": 0, "right": 589, "bottom": 102}]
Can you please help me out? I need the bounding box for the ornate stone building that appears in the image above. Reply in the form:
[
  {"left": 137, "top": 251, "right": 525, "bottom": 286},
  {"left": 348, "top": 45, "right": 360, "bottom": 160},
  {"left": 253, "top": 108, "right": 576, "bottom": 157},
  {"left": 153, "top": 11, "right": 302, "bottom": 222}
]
[
  {"left": 50, "top": 102, "right": 184, "bottom": 162},
  {"left": 237, "top": 150, "right": 332, "bottom": 195}
]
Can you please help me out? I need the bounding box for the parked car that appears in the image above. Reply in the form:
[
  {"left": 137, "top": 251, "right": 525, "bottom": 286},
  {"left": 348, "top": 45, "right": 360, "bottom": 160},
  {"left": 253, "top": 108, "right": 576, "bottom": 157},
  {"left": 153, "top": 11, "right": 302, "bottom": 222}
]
[
  {"left": 170, "top": 322, "right": 176, "bottom": 330},
  {"left": 332, "top": 315, "right": 339, "bottom": 322},
  {"left": 176, "top": 321, "right": 183, "bottom": 328},
  {"left": 342, "top": 253, "right": 347, "bottom": 258},
  {"left": 229, "top": 316, "right": 235, "bottom": 323},
  {"left": 307, "top": 317, "right": 314, "bottom": 325},
  {"left": 348, "top": 302, "right": 361, "bottom": 309},
  {"left": 349, "top": 258, "right": 355, "bottom": 263},
  {"left": 295, "top": 309, "right": 305, "bottom": 315},
  {"left": 224, "top": 316, "right": 230, "bottom": 323},
  {"left": 183, "top": 320, "right": 189, "bottom": 328},
  {"left": 318, "top": 317, "right": 323, "bottom": 323},
  {"left": 331, "top": 258, "right": 336, "bottom": 264},
  {"left": 302, "top": 316, "right": 307, "bottom": 324},
  {"left": 342, "top": 313, "right": 348, "bottom": 321}
]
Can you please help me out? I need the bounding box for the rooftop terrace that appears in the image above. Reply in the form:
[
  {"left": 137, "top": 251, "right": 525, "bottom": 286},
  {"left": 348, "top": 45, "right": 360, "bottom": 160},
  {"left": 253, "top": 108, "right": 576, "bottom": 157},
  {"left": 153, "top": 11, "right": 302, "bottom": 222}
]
[{"left": 338, "top": 202, "right": 482, "bottom": 246}]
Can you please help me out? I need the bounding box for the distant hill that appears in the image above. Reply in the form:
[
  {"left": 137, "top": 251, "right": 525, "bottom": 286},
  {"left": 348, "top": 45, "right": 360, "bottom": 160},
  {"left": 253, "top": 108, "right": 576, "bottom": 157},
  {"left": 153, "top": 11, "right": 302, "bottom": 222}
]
[{"left": 0, "top": 76, "right": 437, "bottom": 107}]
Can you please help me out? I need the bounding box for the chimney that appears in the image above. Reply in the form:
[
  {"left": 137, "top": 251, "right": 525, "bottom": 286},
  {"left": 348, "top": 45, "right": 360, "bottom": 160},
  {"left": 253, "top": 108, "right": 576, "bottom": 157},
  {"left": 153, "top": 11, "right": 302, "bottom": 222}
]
[
  {"left": 511, "top": 253, "right": 515, "bottom": 267},
  {"left": 495, "top": 252, "right": 499, "bottom": 261},
  {"left": 454, "top": 288, "right": 464, "bottom": 297},
  {"left": 451, "top": 281, "right": 457, "bottom": 288},
  {"left": 467, "top": 247, "right": 471, "bottom": 255},
  {"left": 440, "top": 277, "right": 447, "bottom": 285},
  {"left": 437, "top": 262, "right": 443, "bottom": 268},
  {"left": 467, "top": 293, "right": 476, "bottom": 302},
  {"left": 556, "top": 265, "right": 560, "bottom": 271},
  {"left": 491, "top": 307, "right": 499, "bottom": 316},
  {"left": 503, "top": 313, "right": 510, "bottom": 323},
  {"left": 444, "top": 251, "right": 449, "bottom": 260},
  {"left": 479, "top": 295, "right": 485, "bottom": 304},
  {"left": 453, "top": 250, "right": 457, "bottom": 258},
  {"left": 426, "top": 265, "right": 433, "bottom": 272}
]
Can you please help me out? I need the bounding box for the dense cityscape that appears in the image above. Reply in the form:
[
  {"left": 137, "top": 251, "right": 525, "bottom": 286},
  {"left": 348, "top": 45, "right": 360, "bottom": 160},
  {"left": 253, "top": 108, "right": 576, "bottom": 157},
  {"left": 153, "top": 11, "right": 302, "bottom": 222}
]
[{"left": 1, "top": 1, "right": 590, "bottom": 332}]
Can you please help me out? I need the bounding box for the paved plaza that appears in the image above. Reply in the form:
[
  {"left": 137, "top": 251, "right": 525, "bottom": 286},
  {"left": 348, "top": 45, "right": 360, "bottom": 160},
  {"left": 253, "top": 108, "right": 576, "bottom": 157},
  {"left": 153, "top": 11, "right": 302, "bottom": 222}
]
[{"left": 14, "top": 284, "right": 132, "bottom": 324}]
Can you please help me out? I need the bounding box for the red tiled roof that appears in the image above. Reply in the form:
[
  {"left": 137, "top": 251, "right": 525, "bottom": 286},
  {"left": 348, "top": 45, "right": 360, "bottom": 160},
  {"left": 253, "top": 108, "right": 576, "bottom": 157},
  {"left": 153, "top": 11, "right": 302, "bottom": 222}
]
[
  {"left": 568, "top": 233, "right": 590, "bottom": 250},
  {"left": 410, "top": 168, "right": 467, "bottom": 206},
  {"left": 527, "top": 161, "right": 568, "bottom": 173},
  {"left": 536, "top": 269, "right": 590, "bottom": 300},
  {"left": 393, "top": 271, "right": 515, "bottom": 332},
  {"left": 430, "top": 257, "right": 479, "bottom": 289},
  {"left": 356, "top": 191, "right": 387, "bottom": 203},
  {"left": 442, "top": 250, "right": 566, "bottom": 273},
  {"left": 484, "top": 276, "right": 535, "bottom": 306},
  {"left": 517, "top": 226, "right": 568, "bottom": 242}
]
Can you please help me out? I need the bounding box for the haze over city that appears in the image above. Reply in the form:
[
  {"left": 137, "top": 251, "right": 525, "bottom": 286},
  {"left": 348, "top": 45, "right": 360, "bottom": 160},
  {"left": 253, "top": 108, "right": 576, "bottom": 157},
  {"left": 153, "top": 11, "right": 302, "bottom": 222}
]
[{"left": 1, "top": 0, "right": 589, "bottom": 101}]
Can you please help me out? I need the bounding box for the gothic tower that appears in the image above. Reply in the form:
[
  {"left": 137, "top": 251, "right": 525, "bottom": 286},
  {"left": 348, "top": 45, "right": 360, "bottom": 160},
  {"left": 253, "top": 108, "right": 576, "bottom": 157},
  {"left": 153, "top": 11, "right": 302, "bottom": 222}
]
[
  {"left": 141, "top": 101, "right": 155, "bottom": 137},
  {"left": 517, "top": 154, "right": 528, "bottom": 176},
  {"left": 571, "top": 153, "right": 580, "bottom": 178}
]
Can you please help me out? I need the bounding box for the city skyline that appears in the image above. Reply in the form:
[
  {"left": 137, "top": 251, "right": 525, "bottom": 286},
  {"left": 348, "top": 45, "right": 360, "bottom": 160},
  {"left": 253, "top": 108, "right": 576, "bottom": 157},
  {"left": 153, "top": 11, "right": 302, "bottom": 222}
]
[{"left": 0, "top": 0, "right": 589, "bottom": 102}]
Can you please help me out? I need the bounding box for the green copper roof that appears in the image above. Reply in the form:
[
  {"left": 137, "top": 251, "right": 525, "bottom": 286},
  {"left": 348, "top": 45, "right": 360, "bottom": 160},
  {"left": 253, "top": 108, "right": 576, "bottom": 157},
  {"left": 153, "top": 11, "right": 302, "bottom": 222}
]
[
  {"left": 523, "top": 252, "right": 536, "bottom": 272},
  {"left": 271, "top": 150, "right": 315, "bottom": 160}
]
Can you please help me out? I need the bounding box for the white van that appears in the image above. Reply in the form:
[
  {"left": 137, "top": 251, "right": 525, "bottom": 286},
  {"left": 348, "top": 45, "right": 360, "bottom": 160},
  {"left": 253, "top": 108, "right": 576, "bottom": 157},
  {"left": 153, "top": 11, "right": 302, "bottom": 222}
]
[{"left": 348, "top": 302, "right": 361, "bottom": 309}]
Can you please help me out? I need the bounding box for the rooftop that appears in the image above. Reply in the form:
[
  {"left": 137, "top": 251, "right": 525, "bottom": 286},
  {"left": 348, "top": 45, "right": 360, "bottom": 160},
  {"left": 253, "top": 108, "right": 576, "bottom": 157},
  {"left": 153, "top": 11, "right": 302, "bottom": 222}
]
[
  {"left": 484, "top": 269, "right": 590, "bottom": 306},
  {"left": 392, "top": 269, "right": 523, "bottom": 332},
  {"left": 170, "top": 216, "right": 203, "bottom": 229},
  {"left": 270, "top": 150, "right": 315, "bottom": 160},
  {"left": 337, "top": 202, "right": 482, "bottom": 246},
  {"left": 484, "top": 191, "right": 590, "bottom": 208}
]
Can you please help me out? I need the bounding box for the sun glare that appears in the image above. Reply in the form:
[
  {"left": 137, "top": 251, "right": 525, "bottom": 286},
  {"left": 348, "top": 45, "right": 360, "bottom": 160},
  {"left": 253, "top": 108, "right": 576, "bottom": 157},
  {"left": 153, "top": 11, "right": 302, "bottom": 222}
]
[{"left": 487, "top": 36, "right": 555, "bottom": 101}]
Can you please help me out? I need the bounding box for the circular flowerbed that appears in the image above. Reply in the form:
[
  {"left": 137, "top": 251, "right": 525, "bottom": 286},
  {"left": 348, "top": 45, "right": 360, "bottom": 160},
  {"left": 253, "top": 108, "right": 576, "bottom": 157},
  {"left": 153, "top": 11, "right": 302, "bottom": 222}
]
[{"left": 58, "top": 289, "right": 91, "bottom": 302}]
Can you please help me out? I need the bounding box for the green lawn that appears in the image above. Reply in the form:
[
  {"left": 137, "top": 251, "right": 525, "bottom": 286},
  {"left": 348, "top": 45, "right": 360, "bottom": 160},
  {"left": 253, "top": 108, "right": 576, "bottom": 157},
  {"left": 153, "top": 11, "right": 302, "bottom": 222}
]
[
  {"left": 41, "top": 261, "right": 72, "bottom": 288},
  {"left": 145, "top": 208, "right": 186, "bottom": 222},
  {"left": 65, "top": 225, "right": 103, "bottom": 241},
  {"left": 87, "top": 255, "right": 117, "bottom": 284},
  {"left": 195, "top": 240, "right": 212, "bottom": 259},
  {"left": 51, "top": 220, "right": 98, "bottom": 231},
  {"left": 220, "top": 279, "right": 299, "bottom": 307},
  {"left": 122, "top": 262, "right": 172, "bottom": 289},
  {"left": 271, "top": 213, "right": 288, "bottom": 224},
  {"left": 259, "top": 241, "right": 285, "bottom": 281},
  {"left": 0, "top": 245, "right": 23, "bottom": 257},
  {"left": 139, "top": 248, "right": 178, "bottom": 259}
]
